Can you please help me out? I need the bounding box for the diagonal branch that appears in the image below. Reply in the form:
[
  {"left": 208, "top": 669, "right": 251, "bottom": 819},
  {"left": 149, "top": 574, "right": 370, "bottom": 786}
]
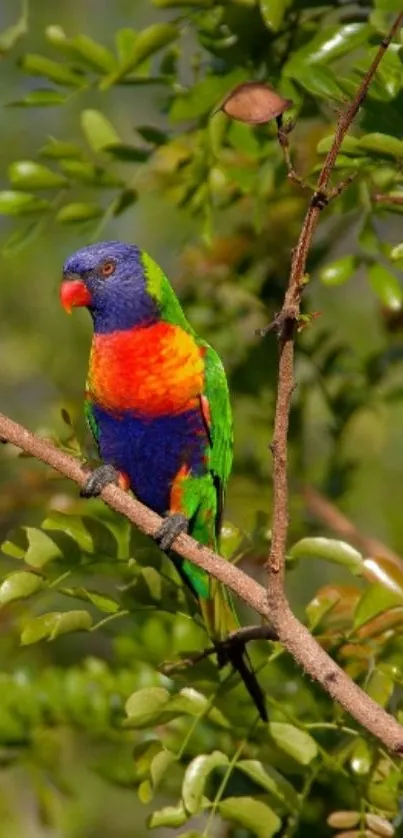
[
  {"left": 266, "top": 10, "right": 403, "bottom": 638},
  {"left": 2, "top": 410, "right": 403, "bottom": 755}
]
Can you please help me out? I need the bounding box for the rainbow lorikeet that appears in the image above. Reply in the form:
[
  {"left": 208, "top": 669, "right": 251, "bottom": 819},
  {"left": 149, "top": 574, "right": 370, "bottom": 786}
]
[{"left": 60, "top": 240, "right": 266, "bottom": 720}]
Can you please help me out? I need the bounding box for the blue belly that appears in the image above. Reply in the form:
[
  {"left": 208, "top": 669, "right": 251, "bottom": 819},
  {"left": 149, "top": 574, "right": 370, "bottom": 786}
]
[{"left": 91, "top": 403, "right": 207, "bottom": 514}]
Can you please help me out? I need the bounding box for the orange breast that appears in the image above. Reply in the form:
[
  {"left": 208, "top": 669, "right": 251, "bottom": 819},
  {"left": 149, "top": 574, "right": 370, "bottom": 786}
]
[{"left": 88, "top": 322, "right": 205, "bottom": 417}]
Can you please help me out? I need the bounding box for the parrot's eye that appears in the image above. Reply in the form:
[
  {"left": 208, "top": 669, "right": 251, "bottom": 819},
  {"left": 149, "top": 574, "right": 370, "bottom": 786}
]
[{"left": 99, "top": 259, "right": 116, "bottom": 278}]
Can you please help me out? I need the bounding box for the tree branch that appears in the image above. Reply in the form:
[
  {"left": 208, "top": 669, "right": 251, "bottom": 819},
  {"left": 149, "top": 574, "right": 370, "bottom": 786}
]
[
  {"left": 265, "top": 11, "right": 403, "bottom": 649},
  {"left": 2, "top": 410, "right": 403, "bottom": 754}
]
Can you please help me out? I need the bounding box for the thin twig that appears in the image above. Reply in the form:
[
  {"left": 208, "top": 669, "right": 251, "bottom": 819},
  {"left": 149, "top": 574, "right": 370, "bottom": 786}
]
[
  {"left": 2, "top": 411, "right": 403, "bottom": 754},
  {"left": 373, "top": 192, "right": 403, "bottom": 207},
  {"left": 266, "top": 14, "right": 403, "bottom": 583}
]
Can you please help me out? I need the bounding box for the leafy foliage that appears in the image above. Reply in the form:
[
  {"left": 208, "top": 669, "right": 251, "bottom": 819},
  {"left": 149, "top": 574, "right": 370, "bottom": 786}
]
[{"left": 1, "top": 1, "right": 403, "bottom": 837}]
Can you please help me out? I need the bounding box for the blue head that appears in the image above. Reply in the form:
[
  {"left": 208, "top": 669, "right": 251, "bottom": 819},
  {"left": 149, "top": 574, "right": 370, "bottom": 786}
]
[{"left": 60, "top": 241, "right": 159, "bottom": 333}]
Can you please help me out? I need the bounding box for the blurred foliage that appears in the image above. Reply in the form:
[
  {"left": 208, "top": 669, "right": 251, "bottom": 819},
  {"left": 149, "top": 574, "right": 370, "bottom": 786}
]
[{"left": 2, "top": 0, "right": 403, "bottom": 836}]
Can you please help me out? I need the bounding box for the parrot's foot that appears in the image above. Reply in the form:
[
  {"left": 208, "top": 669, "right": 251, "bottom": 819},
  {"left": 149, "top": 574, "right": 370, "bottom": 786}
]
[
  {"left": 155, "top": 513, "right": 189, "bottom": 551},
  {"left": 80, "top": 464, "right": 121, "bottom": 498}
]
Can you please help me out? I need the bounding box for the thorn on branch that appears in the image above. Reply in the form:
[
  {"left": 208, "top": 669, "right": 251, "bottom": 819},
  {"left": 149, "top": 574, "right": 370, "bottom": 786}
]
[{"left": 256, "top": 308, "right": 298, "bottom": 339}]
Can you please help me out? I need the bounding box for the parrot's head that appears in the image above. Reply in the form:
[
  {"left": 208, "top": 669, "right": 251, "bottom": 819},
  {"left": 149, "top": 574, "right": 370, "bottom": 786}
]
[{"left": 60, "top": 240, "right": 159, "bottom": 332}]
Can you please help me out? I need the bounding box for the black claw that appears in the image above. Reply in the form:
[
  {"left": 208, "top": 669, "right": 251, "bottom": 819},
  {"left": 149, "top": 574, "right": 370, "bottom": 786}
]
[
  {"left": 80, "top": 464, "right": 120, "bottom": 498},
  {"left": 155, "top": 513, "right": 189, "bottom": 551}
]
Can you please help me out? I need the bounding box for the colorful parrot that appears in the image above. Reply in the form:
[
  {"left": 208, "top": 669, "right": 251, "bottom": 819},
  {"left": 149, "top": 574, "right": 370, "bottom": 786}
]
[{"left": 60, "top": 240, "right": 266, "bottom": 720}]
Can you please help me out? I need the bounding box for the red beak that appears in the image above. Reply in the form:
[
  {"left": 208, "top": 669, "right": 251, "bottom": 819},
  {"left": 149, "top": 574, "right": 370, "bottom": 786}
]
[{"left": 60, "top": 278, "right": 92, "bottom": 313}]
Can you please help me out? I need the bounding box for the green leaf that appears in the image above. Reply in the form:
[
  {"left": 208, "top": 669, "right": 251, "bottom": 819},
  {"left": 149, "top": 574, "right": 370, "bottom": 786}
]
[
  {"left": 8, "top": 160, "right": 67, "bottom": 189},
  {"left": 56, "top": 202, "right": 104, "bottom": 223},
  {"left": 62, "top": 587, "right": 120, "bottom": 614},
  {"left": 170, "top": 69, "right": 248, "bottom": 122},
  {"left": 269, "top": 723, "right": 318, "bottom": 765},
  {"left": 354, "top": 583, "right": 403, "bottom": 629},
  {"left": 291, "top": 64, "right": 343, "bottom": 100},
  {"left": 114, "top": 28, "right": 138, "bottom": 64},
  {"left": 359, "top": 133, "right": 403, "bottom": 160},
  {"left": 103, "top": 144, "right": 149, "bottom": 162},
  {"left": 147, "top": 802, "right": 188, "bottom": 829},
  {"left": 149, "top": 748, "right": 177, "bottom": 791},
  {"left": 39, "top": 139, "right": 83, "bottom": 159},
  {"left": 81, "top": 110, "right": 121, "bottom": 152},
  {"left": 182, "top": 751, "right": 229, "bottom": 814},
  {"left": 259, "top": 0, "right": 292, "bottom": 32},
  {"left": 0, "top": 191, "right": 50, "bottom": 216},
  {"left": 366, "top": 669, "right": 394, "bottom": 707},
  {"left": 237, "top": 760, "right": 298, "bottom": 809},
  {"left": 24, "top": 527, "right": 62, "bottom": 568},
  {"left": 21, "top": 610, "right": 92, "bottom": 645},
  {"left": 7, "top": 89, "right": 68, "bottom": 107},
  {"left": 368, "top": 263, "right": 402, "bottom": 311},
  {"left": 320, "top": 255, "right": 357, "bottom": 286},
  {"left": 46, "top": 27, "right": 116, "bottom": 73},
  {"left": 136, "top": 125, "right": 169, "bottom": 146},
  {"left": 0, "top": 0, "right": 28, "bottom": 55},
  {"left": 391, "top": 242, "right": 403, "bottom": 262},
  {"left": 289, "top": 537, "right": 363, "bottom": 573},
  {"left": 317, "top": 135, "right": 362, "bottom": 156},
  {"left": 59, "top": 159, "right": 120, "bottom": 186},
  {"left": 101, "top": 23, "right": 177, "bottom": 88},
  {"left": 125, "top": 687, "right": 171, "bottom": 728},
  {"left": 19, "top": 54, "right": 85, "bottom": 87},
  {"left": 0, "top": 571, "right": 43, "bottom": 606},
  {"left": 218, "top": 797, "right": 281, "bottom": 838},
  {"left": 152, "top": 0, "right": 212, "bottom": 5},
  {"left": 286, "top": 23, "right": 371, "bottom": 70},
  {"left": 169, "top": 688, "right": 229, "bottom": 727},
  {"left": 71, "top": 35, "right": 116, "bottom": 72}
]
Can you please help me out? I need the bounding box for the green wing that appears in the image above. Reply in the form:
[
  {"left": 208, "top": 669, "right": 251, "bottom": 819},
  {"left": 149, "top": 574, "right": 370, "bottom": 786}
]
[
  {"left": 84, "top": 395, "right": 100, "bottom": 454},
  {"left": 201, "top": 341, "right": 233, "bottom": 541}
]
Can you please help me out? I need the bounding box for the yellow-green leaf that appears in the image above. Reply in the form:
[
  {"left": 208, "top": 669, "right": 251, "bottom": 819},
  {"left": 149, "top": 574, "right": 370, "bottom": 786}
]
[
  {"left": 218, "top": 797, "right": 280, "bottom": 838},
  {"left": 21, "top": 610, "right": 92, "bottom": 645},
  {"left": 0, "top": 571, "right": 43, "bottom": 606},
  {"left": 269, "top": 722, "right": 318, "bottom": 764},
  {"left": 125, "top": 687, "right": 171, "bottom": 728},
  {"left": 81, "top": 109, "right": 121, "bottom": 152},
  {"left": 8, "top": 160, "right": 67, "bottom": 189}
]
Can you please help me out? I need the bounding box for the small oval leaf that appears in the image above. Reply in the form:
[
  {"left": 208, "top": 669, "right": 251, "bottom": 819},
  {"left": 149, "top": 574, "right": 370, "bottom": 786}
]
[
  {"left": 147, "top": 802, "right": 188, "bottom": 830},
  {"left": 125, "top": 687, "right": 171, "bottom": 728},
  {"left": 320, "top": 255, "right": 357, "bottom": 286},
  {"left": 269, "top": 722, "right": 318, "bottom": 765},
  {"left": 102, "top": 23, "right": 177, "bottom": 88},
  {"left": 8, "top": 160, "right": 67, "bottom": 189},
  {"left": 289, "top": 537, "right": 363, "bottom": 573},
  {"left": 21, "top": 610, "right": 92, "bottom": 645},
  {"left": 0, "top": 571, "right": 43, "bottom": 606},
  {"left": 56, "top": 202, "right": 103, "bottom": 223},
  {"left": 81, "top": 109, "right": 121, "bottom": 152},
  {"left": 218, "top": 797, "right": 281, "bottom": 838},
  {"left": 368, "top": 263, "right": 402, "bottom": 311},
  {"left": 0, "top": 191, "right": 50, "bottom": 216},
  {"left": 182, "top": 751, "right": 229, "bottom": 815}
]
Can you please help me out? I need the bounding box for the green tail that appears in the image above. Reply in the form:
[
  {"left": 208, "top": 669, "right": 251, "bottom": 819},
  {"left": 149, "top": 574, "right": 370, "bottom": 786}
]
[{"left": 168, "top": 532, "right": 268, "bottom": 722}]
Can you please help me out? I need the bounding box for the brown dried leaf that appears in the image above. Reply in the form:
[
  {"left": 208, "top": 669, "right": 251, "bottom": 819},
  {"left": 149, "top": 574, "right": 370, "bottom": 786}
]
[
  {"left": 219, "top": 81, "right": 292, "bottom": 125},
  {"left": 327, "top": 811, "right": 360, "bottom": 829}
]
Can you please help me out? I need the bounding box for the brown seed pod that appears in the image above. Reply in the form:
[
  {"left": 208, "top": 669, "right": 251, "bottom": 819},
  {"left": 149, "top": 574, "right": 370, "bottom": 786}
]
[
  {"left": 365, "top": 814, "right": 394, "bottom": 837},
  {"left": 327, "top": 812, "right": 360, "bottom": 829},
  {"left": 334, "top": 831, "right": 378, "bottom": 838},
  {"left": 219, "top": 81, "right": 292, "bottom": 124}
]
